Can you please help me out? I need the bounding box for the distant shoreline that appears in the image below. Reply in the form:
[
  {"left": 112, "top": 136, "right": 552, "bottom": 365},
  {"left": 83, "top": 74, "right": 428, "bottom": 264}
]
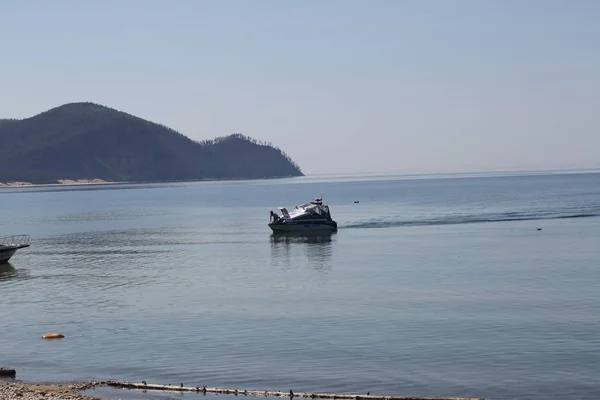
[
  {"left": 0, "top": 179, "right": 117, "bottom": 188},
  {"left": 1, "top": 168, "right": 599, "bottom": 189},
  {"left": 0, "top": 175, "right": 302, "bottom": 189}
]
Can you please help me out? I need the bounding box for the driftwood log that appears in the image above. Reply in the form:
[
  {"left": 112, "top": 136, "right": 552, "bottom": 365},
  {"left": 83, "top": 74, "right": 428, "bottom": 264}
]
[{"left": 103, "top": 381, "right": 483, "bottom": 400}]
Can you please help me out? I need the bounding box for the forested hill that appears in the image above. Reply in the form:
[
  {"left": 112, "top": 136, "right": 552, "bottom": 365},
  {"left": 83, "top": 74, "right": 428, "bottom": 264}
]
[{"left": 0, "top": 103, "right": 303, "bottom": 184}]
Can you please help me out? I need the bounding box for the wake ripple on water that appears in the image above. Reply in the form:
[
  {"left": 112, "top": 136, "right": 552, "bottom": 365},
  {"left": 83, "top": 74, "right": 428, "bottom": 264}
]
[{"left": 341, "top": 209, "right": 600, "bottom": 229}]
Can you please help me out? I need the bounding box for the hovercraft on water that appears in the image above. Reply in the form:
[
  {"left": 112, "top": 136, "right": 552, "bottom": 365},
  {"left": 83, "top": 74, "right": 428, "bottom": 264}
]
[{"left": 268, "top": 198, "right": 337, "bottom": 233}]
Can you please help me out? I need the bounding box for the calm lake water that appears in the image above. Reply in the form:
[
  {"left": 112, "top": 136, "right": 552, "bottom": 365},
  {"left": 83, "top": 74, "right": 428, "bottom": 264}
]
[{"left": 1, "top": 172, "right": 600, "bottom": 400}]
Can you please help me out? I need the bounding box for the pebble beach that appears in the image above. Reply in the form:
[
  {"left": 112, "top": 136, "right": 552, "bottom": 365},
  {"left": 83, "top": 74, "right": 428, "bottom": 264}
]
[{"left": 0, "top": 381, "right": 104, "bottom": 400}]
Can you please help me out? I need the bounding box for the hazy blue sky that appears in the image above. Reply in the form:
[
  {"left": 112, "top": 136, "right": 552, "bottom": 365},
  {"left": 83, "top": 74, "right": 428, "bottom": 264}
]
[{"left": 1, "top": 1, "right": 599, "bottom": 174}]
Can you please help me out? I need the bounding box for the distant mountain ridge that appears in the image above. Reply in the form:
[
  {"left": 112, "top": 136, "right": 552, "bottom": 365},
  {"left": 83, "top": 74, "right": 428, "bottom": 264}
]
[{"left": 0, "top": 102, "right": 303, "bottom": 184}]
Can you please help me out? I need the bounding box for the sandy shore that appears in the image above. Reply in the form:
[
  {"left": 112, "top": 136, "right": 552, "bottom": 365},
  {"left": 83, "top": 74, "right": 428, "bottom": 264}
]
[
  {"left": 0, "top": 380, "right": 106, "bottom": 400},
  {"left": 0, "top": 179, "right": 115, "bottom": 187}
]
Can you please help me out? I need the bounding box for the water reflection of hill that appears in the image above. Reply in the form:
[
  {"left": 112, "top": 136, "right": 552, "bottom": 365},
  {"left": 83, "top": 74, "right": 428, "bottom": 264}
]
[{"left": 269, "top": 232, "right": 334, "bottom": 271}]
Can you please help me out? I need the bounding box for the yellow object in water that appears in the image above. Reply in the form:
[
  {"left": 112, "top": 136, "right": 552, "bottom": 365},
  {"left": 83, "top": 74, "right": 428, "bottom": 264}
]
[{"left": 41, "top": 332, "right": 65, "bottom": 340}]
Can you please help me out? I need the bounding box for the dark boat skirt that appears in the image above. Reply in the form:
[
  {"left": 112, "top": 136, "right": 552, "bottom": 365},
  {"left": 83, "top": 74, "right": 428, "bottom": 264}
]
[{"left": 269, "top": 221, "right": 337, "bottom": 233}]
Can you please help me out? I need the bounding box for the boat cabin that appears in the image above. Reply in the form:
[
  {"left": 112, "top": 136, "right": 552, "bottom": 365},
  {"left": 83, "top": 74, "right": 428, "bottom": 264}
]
[{"left": 277, "top": 201, "right": 333, "bottom": 222}]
